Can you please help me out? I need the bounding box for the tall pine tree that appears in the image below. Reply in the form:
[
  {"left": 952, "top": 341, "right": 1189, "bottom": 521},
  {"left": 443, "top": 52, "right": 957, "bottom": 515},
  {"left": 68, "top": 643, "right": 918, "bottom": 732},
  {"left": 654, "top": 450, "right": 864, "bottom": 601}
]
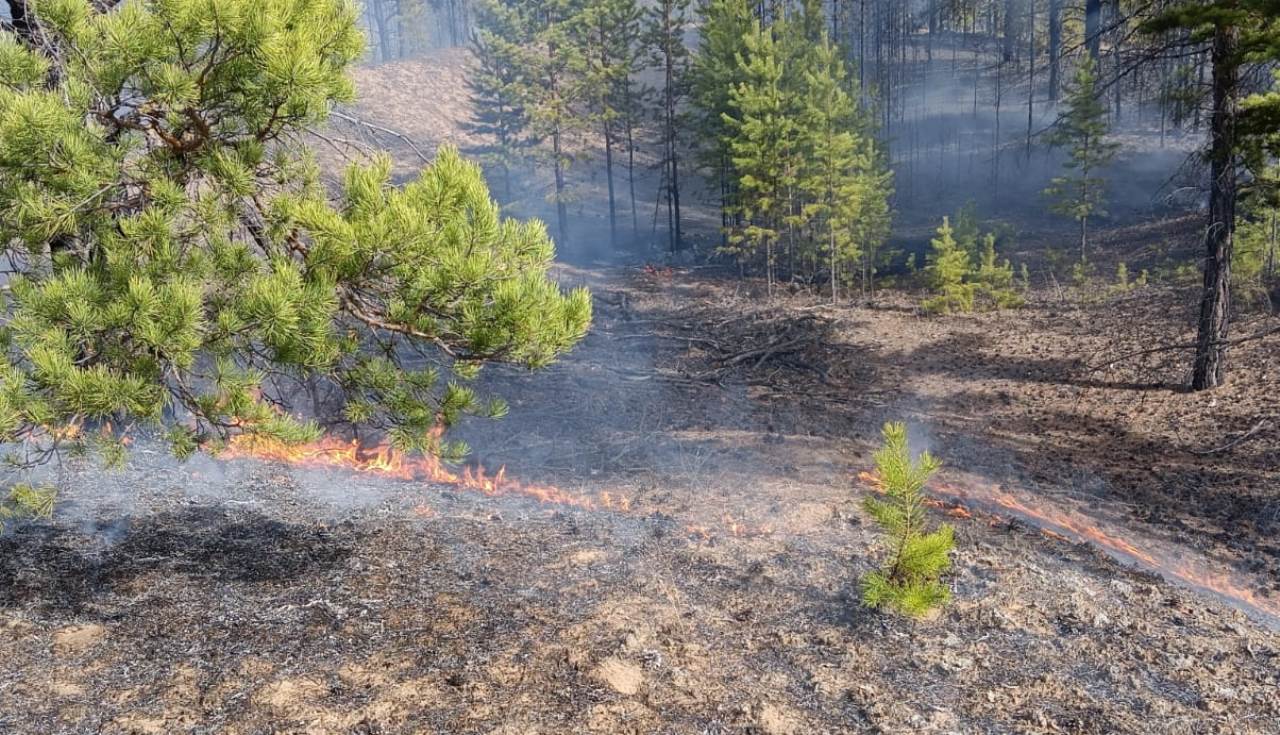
[
  {"left": 691, "top": 0, "right": 754, "bottom": 245},
  {"left": 574, "top": 0, "right": 643, "bottom": 250},
  {"left": 1042, "top": 57, "right": 1119, "bottom": 260},
  {"left": 799, "top": 36, "right": 891, "bottom": 302},
  {"left": 723, "top": 22, "right": 795, "bottom": 294}
]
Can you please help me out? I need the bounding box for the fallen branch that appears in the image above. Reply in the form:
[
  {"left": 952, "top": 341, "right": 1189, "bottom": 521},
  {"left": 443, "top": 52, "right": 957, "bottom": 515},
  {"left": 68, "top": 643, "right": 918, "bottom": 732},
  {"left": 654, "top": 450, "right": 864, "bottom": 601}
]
[
  {"left": 1086, "top": 322, "right": 1280, "bottom": 372},
  {"left": 1189, "top": 417, "right": 1273, "bottom": 455},
  {"left": 330, "top": 110, "right": 432, "bottom": 164}
]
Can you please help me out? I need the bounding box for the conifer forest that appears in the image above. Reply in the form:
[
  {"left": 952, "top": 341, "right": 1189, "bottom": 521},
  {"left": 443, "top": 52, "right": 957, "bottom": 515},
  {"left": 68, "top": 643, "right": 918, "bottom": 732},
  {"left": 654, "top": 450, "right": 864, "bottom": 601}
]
[{"left": 1, "top": 0, "right": 1279, "bottom": 732}]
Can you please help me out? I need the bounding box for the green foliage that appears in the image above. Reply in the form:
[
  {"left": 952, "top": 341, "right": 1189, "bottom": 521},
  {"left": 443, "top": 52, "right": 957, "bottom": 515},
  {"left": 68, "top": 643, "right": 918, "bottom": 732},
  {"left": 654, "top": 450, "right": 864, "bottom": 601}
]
[
  {"left": 722, "top": 21, "right": 794, "bottom": 292},
  {"left": 922, "top": 217, "right": 975, "bottom": 314},
  {"left": 0, "top": 483, "right": 56, "bottom": 532},
  {"left": 690, "top": 0, "right": 754, "bottom": 211},
  {"left": 799, "top": 36, "right": 892, "bottom": 302},
  {"left": 1042, "top": 57, "right": 1120, "bottom": 258},
  {"left": 922, "top": 209, "right": 1021, "bottom": 313},
  {"left": 0, "top": 1, "right": 591, "bottom": 486},
  {"left": 861, "top": 422, "right": 954, "bottom": 618},
  {"left": 1071, "top": 258, "right": 1096, "bottom": 287},
  {"left": 468, "top": 11, "right": 539, "bottom": 200},
  {"left": 716, "top": 7, "right": 891, "bottom": 297},
  {"left": 974, "top": 234, "right": 1023, "bottom": 309},
  {"left": 1234, "top": 201, "right": 1280, "bottom": 308}
]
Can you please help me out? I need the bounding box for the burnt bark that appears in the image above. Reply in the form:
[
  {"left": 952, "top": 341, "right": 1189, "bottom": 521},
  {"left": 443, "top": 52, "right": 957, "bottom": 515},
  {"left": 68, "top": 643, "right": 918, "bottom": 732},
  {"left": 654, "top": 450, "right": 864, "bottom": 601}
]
[
  {"left": 1048, "top": 0, "right": 1062, "bottom": 99},
  {"left": 1002, "top": 0, "right": 1016, "bottom": 63},
  {"left": 1085, "top": 0, "right": 1103, "bottom": 60},
  {"left": 1191, "top": 24, "right": 1240, "bottom": 391}
]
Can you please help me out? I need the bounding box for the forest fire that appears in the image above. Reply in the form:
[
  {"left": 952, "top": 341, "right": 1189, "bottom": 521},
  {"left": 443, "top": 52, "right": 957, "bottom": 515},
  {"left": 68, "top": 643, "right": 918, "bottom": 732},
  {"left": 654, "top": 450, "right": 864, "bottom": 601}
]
[
  {"left": 223, "top": 434, "right": 631, "bottom": 512},
  {"left": 858, "top": 471, "right": 1280, "bottom": 627},
  {"left": 222, "top": 435, "right": 783, "bottom": 540}
]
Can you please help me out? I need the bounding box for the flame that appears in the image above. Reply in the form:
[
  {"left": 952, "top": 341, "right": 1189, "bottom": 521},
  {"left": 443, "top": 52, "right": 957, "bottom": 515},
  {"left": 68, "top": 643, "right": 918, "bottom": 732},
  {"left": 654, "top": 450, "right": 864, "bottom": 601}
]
[
  {"left": 857, "top": 470, "right": 1280, "bottom": 626},
  {"left": 223, "top": 434, "right": 618, "bottom": 511},
  {"left": 224, "top": 433, "right": 772, "bottom": 539}
]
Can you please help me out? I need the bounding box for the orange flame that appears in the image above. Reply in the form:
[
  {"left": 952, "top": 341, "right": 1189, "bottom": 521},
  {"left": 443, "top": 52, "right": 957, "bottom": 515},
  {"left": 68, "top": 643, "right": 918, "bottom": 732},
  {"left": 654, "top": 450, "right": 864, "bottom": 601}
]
[
  {"left": 223, "top": 433, "right": 772, "bottom": 539},
  {"left": 223, "top": 434, "right": 618, "bottom": 511}
]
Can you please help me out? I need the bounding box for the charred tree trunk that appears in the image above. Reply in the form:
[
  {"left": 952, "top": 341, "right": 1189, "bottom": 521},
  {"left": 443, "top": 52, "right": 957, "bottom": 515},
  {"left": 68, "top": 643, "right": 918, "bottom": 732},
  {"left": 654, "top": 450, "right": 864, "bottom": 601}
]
[
  {"left": 658, "top": 1, "right": 682, "bottom": 253},
  {"left": 603, "top": 120, "right": 617, "bottom": 250},
  {"left": 546, "top": 27, "right": 570, "bottom": 246},
  {"left": 1191, "top": 24, "right": 1240, "bottom": 391},
  {"left": 1002, "top": 0, "right": 1016, "bottom": 63},
  {"left": 1048, "top": 0, "right": 1062, "bottom": 100},
  {"left": 1085, "top": 0, "right": 1103, "bottom": 60}
]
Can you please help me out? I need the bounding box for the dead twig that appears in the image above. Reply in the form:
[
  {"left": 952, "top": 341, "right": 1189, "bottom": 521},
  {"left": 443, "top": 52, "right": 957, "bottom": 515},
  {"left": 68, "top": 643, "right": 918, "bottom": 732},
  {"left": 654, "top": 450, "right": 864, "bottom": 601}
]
[
  {"left": 330, "top": 110, "right": 432, "bottom": 164},
  {"left": 1189, "top": 417, "right": 1273, "bottom": 455},
  {"left": 1086, "top": 322, "right": 1280, "bottom": 373}
]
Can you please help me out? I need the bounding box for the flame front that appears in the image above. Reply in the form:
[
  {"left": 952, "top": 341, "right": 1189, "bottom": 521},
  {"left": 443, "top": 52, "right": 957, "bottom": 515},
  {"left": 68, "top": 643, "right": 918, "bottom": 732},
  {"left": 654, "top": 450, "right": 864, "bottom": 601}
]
[{"left": 224, "top": 434, "right": 618, "bottom": 511}]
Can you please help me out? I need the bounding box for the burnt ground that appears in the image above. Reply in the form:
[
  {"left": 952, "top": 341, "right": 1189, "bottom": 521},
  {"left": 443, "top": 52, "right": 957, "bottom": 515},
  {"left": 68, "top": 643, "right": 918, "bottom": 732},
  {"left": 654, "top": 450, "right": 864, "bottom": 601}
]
[{"left": 1, "top": 264, "right": 1278, "bottom": 735}]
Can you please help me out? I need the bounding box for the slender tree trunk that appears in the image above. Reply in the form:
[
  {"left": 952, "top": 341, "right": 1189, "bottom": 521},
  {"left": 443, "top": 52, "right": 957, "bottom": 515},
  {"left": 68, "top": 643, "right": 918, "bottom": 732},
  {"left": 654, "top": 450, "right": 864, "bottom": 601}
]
[
  {"left": 603, "top": 120, "right": 617, "bottom": 250},
  {"left": 1026, "top": 0, "right": 1035, "bottom": 159},
  {"left": 1002, "top": 0, "right": 1016, "bottom": 63},
  {"left": 1191, "top": 24, "right": 1240, "bottom": 391},
  {"left": 1048, "top": 0, "right": 1062, "bottom": 100},
  {"left": 661, "top": 3, "right": 682, "bottom": 253},
  {"left": 627, "top": 117, "right": 638, "bottom": 241},
  {"left": 546, "top": 23, "right": 570, "bottom": 245},
  {"left": 624, "top": 79, "right": 639, "bottom": 241},
  {"left": 1081, "top": 216, "right": 1088, "bottom": 261},
  {"left": 1085, "top": 0, "right": 1102, "bottom": 60},
  {"left": 552, "top": 128, "right": 569, "bottom": 244},
  {"left": 597, "top": 30, "right": 618, "bottom": 250}
]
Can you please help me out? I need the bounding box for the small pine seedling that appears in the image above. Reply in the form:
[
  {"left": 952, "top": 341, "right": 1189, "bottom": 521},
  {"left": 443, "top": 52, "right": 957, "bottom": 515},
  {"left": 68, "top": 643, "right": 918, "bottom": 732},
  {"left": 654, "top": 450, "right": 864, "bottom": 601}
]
[{"left": 861, "top": 422, "right": 955, "bottom": 617}]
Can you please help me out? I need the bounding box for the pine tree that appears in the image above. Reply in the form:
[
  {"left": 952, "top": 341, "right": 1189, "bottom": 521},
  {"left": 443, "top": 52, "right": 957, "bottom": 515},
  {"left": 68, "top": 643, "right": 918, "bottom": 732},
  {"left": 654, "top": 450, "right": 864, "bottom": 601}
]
[
  {"left": 799, "top": 36, "right": 891, "bottom": 303},
  {"left": 469, "top": 4, "right": 538, "bottom": 202},
  {"left": 974, "top": 233, "right": 1023, "bottom": 309},
  {"left": 480, "top": 0, "right": 588, "bottom": 245},
  {"left": 723, "top": 22, "right": 795, "bottom": 294},
  {"left": 1042, "top": 57, "right": 1120, "bottom": 260},
  {"left": 690, "top": 0, "right": 754, "bottom": 244},
  {"left": 574, "top": 0, "right": 643, "bottom": 250},
  {"left": 922, "top": 217, "right": 976, "bottom": 314},
  {"left": 862, "top": 421, "right": 955, "bottom": 618},
  {"left": 0, "top": 1, "right": 591, "bottom": 488},
  {"left": 1146, "top": 2, "right": 1280, "bottom": 390},
  {"left": 646, "top": 0, "right": 692, "bottom": 252}
]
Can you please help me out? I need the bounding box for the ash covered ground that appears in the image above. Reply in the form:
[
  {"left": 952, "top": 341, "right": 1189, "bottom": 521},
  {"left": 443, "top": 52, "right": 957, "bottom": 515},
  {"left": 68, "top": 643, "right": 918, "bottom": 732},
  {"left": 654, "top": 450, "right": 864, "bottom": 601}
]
[{"left": 1, "top": 265, "right": 1278, "bottom": 735}]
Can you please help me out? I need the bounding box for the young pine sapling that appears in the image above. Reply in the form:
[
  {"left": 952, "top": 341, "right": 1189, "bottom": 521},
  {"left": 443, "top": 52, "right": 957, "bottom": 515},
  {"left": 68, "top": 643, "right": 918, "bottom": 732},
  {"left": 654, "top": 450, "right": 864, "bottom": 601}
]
[{"left": 861, "top": 422, "right": 955, "bottom": 617}]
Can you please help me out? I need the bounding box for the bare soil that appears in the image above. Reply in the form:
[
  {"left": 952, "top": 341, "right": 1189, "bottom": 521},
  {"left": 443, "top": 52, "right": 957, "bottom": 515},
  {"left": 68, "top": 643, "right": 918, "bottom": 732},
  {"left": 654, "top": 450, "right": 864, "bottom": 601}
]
[{"left": 1, "top": 264, "right": 1278, "bottom": 735}]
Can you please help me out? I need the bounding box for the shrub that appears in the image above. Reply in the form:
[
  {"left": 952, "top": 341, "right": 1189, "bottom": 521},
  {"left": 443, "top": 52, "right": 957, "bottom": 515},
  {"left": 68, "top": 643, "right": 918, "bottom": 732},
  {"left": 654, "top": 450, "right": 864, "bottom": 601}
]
[
  {"left": 922, "top": 217, "right": 1021, "bottom": 312},
  {"left": 861, "top": 422, "right": 955, "bottom": 617},
  {"left": 974, "top": 234, "right": 1023, "bottom": 309},
  {"left": 922, "top": 217, "right": 976, "bottom": 314}
]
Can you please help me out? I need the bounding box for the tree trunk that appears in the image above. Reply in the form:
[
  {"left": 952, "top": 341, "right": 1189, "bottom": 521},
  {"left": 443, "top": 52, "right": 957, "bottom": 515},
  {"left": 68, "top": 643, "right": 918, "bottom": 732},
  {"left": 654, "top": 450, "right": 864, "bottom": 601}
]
[
  {"left": 552, "top": 128, "right": 569, "bottom": 245},
  {"left": 1002, "top": 0, "right": 1016, "bottom": 63},
  {"left": 1085, "top": 0, "right": 1102, "bottom": 60},
  {"left": 1191, "top": 24, "right": 1240, "bottom": 391},
  {"left": 603, "top": 120, "right": 617, "bottom": 250},
  {"left": 626, "top": 108, "right": 639, "bottom": 241},
  {"left": 1048, "top": 0, "right": 1062, "bottom": 100},
  {"left": 661, "top": 2, "right": 682, "bottom": 253}
]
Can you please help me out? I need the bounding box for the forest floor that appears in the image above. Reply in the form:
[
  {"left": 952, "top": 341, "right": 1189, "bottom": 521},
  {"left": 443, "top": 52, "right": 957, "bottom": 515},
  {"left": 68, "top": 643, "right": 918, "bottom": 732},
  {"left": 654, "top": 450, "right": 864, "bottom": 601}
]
[{"left": 1, "top": 262, "right": 1278, "bottom": 735}]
